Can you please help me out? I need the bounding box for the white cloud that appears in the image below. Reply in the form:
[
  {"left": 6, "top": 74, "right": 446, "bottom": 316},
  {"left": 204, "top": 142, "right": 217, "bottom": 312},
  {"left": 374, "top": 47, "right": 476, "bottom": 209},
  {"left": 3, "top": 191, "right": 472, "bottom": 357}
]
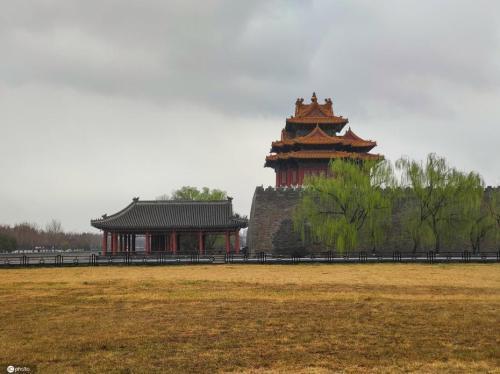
[{"left": 0, "top": 0, "right": 499, "bottom": 230}]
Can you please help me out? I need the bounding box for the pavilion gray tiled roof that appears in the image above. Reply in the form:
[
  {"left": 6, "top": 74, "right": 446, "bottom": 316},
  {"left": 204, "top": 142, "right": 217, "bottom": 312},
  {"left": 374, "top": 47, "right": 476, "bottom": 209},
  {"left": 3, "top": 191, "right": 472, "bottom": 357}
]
[{"left": 91, "top": 198, "right": 248, "bottom": 231}]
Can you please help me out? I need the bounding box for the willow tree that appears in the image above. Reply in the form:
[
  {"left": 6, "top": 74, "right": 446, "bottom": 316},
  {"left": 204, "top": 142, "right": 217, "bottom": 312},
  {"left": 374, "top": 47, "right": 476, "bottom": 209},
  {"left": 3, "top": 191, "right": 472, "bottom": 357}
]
[
  {"left": 294, "top": 159, "right": 395, "bottom": 254},
  {"left": 486, "top": 188, "right": 500, "bottom": 251},
  {"left": 469, "top": 197, "right": 495, "bottom": 254},
  {"left": 396, "top": 153, "right": 483, "bottom": 253}
]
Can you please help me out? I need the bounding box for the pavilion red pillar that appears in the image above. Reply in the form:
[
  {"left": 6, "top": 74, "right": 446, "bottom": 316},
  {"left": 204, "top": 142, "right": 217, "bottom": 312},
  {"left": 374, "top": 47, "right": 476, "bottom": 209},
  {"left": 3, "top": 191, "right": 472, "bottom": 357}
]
[
  {"left": 225, "top": 231, "right": 230, "bottom": 254},
  {"left": 234, "top": 229, "right": 240, "bottom": 255},
  {"left": 118, "top": 234, "right": 123, "bottom": 253},
  {"left": 132, "top": 234, "right": 136, "bottom": 253},
  {"left": 145, "top": 233, "right": 151, "bottom": 254},
  {"left": 198, "top": 231, "right": 204, "bottom": 255},
  {"left": 111, "top": 233, "right": 117, "bottom": 255},
  {"left": 172, "top": 232, "right": 177, "bottom": 254},
  {"left": 124, "top": 234, "right": 128, "bottom": 253},
  {"left": 102, "top": 231, "right": 108, "bottom": 256}
]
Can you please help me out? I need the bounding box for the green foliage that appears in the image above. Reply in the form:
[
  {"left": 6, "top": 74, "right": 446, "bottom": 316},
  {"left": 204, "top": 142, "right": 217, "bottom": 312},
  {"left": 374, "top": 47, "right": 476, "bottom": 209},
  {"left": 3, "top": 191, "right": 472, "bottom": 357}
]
[
  {"left": 468, "top": 209, "right": 495, "bottom": 254},
  {"left": 485, "top": 188, "right": 500, "bottom": 250},
  {"left": 157, "top": 186, "right": 227, "bottom": 201},
  {"left": 294, "top": 159, "right": 395, "bottom": 253},
  {"left": 293, "top": 154, "right": 496, "bottom": 254},
  {"left": 396, "top": 153, "right": 484, "bottom": 252},
  {"left": 0, "top": 233, "right": 17, "bottom": 252}
]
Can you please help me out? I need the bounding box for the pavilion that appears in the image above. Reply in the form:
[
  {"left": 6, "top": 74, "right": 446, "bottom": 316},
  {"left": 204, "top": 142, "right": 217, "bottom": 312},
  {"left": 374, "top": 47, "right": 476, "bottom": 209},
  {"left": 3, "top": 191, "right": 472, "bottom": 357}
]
[{"left": 91, "top": 197, "right": 247, "bottom": 255}]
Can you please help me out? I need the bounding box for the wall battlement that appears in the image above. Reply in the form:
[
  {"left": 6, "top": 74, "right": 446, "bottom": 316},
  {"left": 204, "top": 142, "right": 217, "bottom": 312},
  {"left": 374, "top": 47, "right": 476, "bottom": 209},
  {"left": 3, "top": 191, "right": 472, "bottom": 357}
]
[{"left": 247, "top": 186, "right": 304, "bottom": 255}]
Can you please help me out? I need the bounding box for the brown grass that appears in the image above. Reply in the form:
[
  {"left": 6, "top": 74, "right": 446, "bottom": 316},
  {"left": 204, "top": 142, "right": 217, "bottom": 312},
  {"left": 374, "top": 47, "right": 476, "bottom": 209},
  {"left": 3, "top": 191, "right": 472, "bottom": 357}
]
[{"left": 0, "top": 264, "right": 499, "bottom": 373}]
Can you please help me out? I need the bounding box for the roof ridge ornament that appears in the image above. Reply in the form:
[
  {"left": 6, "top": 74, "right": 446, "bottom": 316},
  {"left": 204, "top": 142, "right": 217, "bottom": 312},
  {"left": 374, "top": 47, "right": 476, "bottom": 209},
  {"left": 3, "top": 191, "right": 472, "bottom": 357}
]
[
  {"left": 294, "top": 97, "right": 304, "bottom": 116},
  {"left": 311, "top": 92, "right": 317, "bottom": 103},
  {"left": 133, "top": 197, "right": 139, "bottom": 202}
]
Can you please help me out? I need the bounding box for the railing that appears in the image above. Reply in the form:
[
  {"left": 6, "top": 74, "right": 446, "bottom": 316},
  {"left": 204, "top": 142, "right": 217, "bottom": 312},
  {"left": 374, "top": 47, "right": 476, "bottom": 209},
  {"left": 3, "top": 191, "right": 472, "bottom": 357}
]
[{"left": 0, "top": 250, "right": 498, "bottom": 268}]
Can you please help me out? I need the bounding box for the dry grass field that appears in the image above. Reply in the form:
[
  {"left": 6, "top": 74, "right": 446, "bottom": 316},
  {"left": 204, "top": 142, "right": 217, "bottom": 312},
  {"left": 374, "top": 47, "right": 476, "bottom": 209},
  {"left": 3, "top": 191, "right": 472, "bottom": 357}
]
[{"left": 0, "top": 264, "right": 499, "bottom": 373}]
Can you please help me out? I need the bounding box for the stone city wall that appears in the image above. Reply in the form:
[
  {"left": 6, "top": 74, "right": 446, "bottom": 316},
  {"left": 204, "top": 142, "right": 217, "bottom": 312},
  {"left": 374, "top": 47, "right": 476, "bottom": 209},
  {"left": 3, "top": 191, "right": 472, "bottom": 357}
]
[{"left": 248, "top": 186, "right": 500, "bottom": 255}]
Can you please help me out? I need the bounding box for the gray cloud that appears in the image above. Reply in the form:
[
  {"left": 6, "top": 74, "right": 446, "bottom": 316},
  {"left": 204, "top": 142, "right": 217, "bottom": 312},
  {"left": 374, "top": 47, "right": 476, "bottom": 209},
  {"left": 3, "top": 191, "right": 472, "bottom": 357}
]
[{"left": 1, "top": 0, "right": 499, "bottom": 231}]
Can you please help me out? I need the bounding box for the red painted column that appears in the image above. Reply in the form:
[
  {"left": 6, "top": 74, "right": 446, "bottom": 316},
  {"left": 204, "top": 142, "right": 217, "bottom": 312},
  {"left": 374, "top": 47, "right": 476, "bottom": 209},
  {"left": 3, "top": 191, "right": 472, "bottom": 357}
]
[
  {"left": 132, "top": 234, "right": 136, "bottom": 253},
  {"left": 102, "top": 231, "right": 108, "bottom": 256},
  {"left": 286, "top": 167, "right": 292, "bottom": 186},
  {"left": 235, "top": 229, "right": 240, "bottom": 254},
  {"left": 275, "top": 171, "right": 280, "bottom": 187},
  {"left": 172, "top": 232, "right": 177, "bottom": 254},
  {"left": 111, "top": 233, "right": 117, "bottom": 255},
  {"left": 118, "top": 234, "right": 123, "bottom": 253},
  {"left": 124, "top": 234, "right": 128, "bottom": 253},
  {"left": 298, "top": 167, "right": 305, "bottom": 186},
  {"left": 144, "top": 233, "right": 149, "bottom": 254},
  {"left": 198, "top": 231, "right": 204, "bottom": 255},
  {"left": 225, "top": 231, "right": 230, "bottom": 254}
]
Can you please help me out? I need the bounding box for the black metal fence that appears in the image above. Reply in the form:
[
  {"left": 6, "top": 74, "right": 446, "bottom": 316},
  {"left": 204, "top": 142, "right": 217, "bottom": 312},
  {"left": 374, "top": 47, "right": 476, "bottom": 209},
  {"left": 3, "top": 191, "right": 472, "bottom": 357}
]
[{"left": 0, "top": 250, "right": 499, "bottom": 268}]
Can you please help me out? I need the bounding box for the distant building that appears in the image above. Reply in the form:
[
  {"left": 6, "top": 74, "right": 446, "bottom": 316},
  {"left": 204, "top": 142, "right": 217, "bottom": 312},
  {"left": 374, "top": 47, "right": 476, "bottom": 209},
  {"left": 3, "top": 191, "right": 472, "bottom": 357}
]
[
  {"left": 91, "top": 198, "right": 247, "bottom": 255},
  {"left": 265, "top": 92, "right": 381, "bottom": 187}
]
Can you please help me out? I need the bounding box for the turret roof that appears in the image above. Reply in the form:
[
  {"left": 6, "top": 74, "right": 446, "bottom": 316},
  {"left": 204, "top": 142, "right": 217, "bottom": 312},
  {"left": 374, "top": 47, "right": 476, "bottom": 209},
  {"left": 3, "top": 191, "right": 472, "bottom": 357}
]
[
  {"left": 286, "top": 92, "right": 348, "bottom": 125},
  {"left": 265, "top": 150, "right": 382, "bottom": 164},
  {"left": 272, "top": 126, "right": 376, "bottom": 150}
]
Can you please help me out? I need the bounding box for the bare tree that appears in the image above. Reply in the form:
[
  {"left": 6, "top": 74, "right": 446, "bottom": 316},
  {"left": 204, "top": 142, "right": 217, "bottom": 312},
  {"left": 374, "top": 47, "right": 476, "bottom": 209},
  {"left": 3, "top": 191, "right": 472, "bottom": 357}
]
[{"left": 45, "top": 219, "right": 63, "bottom": 234}]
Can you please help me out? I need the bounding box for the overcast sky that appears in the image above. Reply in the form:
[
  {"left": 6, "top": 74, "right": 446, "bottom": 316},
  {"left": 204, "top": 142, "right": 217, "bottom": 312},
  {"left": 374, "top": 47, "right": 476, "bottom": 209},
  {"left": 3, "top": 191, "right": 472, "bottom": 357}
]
[{"left": 1, "top": 0, "right": 499, "bottom": 232}]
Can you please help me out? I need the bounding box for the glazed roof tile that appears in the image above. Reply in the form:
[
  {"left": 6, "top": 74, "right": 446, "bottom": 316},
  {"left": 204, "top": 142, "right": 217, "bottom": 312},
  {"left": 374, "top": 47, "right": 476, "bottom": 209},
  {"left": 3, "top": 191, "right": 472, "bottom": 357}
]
[
  {"left": 91, "top": 199, "right": 247, "bottom": 231},
  {"left": 272, "top": 126, "right": 376, "bottom": 149},
  {"left": 286, "top": 116, "right": 348, "bottom": 125},
  {"left": 265, "top": 150, "right": 382, "bottom": 162},
  {"left": 287, "top": 92, "right": 348, "bottom": 125}
]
